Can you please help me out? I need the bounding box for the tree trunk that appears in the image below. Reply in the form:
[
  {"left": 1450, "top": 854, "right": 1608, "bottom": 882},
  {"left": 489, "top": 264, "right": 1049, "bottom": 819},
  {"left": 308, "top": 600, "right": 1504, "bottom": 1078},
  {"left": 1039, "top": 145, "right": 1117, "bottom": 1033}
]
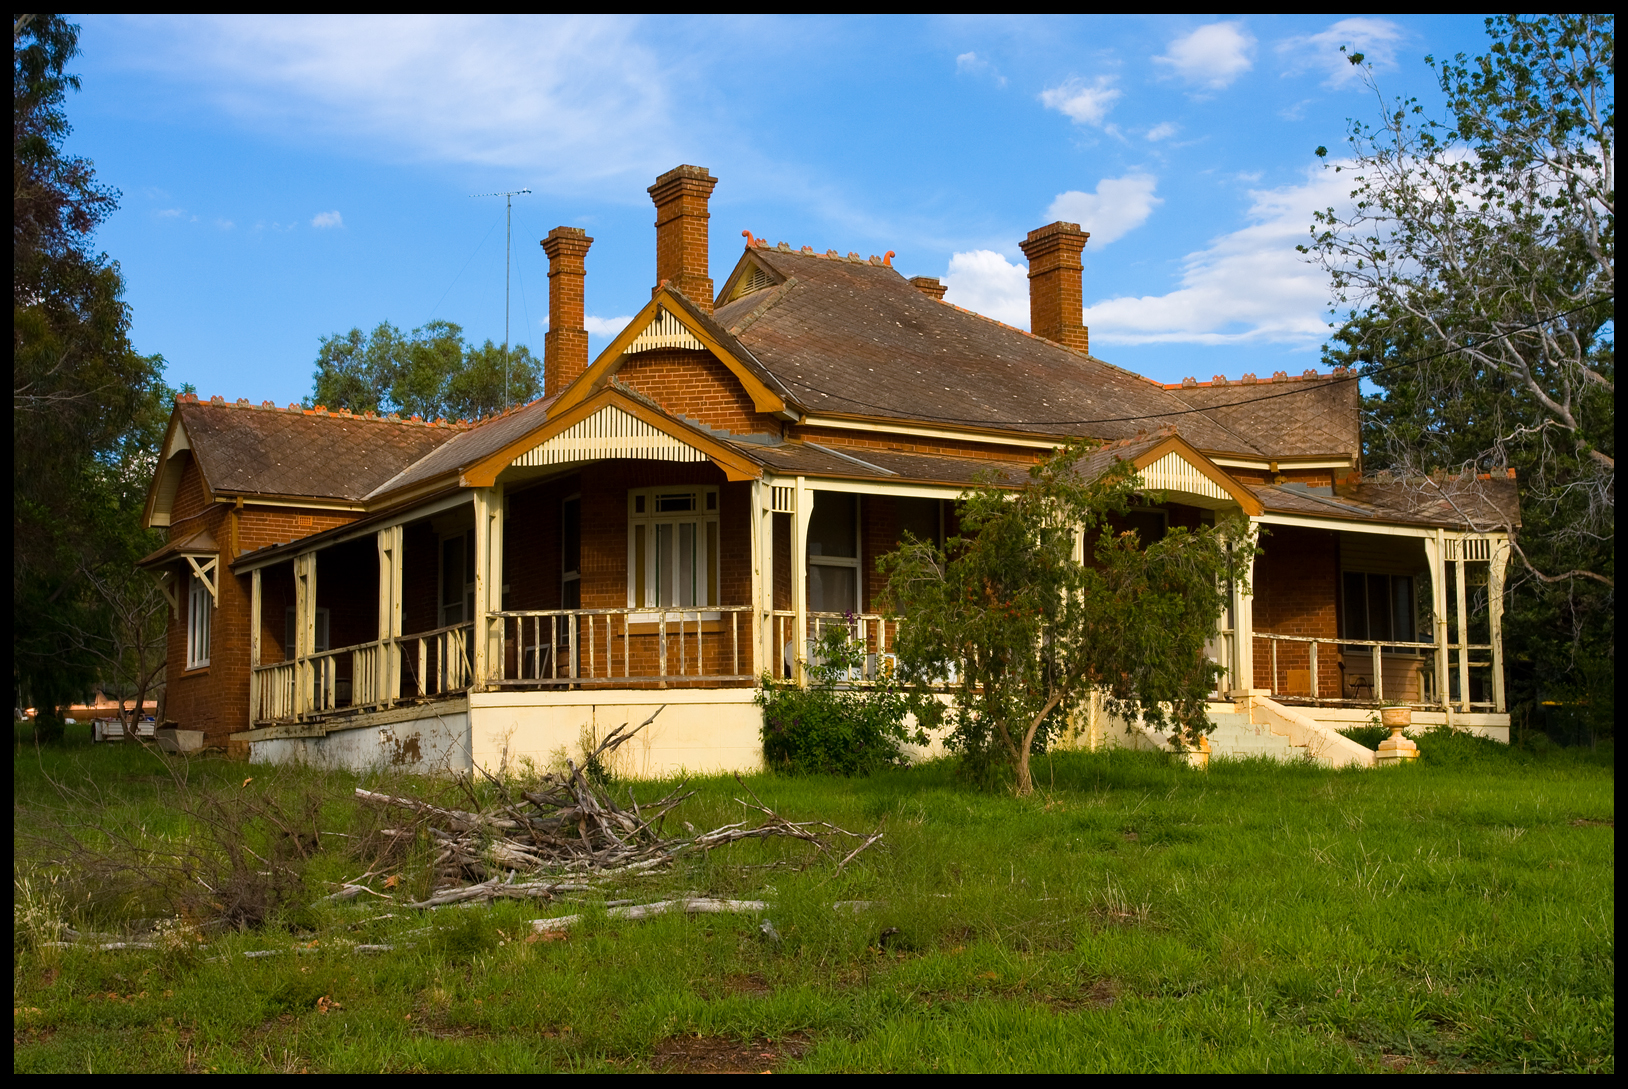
[{"left": 1013, "top": 690, "right": 1064, "bottom": 797}]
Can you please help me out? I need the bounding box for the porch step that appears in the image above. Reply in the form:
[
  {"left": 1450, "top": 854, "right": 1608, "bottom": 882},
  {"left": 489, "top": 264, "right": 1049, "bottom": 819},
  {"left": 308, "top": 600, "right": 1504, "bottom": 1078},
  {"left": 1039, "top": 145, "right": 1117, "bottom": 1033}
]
[{"left": 1205, "top": 712, "right": 1299, "bottom": 761}]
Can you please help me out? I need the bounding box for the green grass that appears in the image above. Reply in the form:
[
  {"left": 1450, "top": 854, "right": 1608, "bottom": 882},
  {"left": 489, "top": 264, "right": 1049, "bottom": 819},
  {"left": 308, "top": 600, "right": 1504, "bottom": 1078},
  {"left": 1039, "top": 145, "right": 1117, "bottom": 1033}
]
[{"left": 13, "top": 722, "right": 1614, "bottom": 1072}]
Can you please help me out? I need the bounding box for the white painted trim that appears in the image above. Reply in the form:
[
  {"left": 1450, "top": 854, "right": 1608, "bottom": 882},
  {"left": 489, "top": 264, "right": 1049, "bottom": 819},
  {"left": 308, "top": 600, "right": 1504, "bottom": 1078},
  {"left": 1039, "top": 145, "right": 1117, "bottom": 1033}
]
[
  {"left": 1139, "top": 450, "right": 1235, "bottom": 504},
  {"left": 514, "top": 404, "right": 708, "bottom": 468},
  {"left": 212, "top": 495, "right": 368, "bottom": 513},
  {"left": 1257, "top": 513, "right": 1437, "bottom": 537},
  {"left": 626, "top": 307, "right": 706, "bottom": 353},
  {"left": 1211, "top": 456, "right": 1353, "bottom": 471},
  {"left": 798, "top": 415, "right": 1059, "bottom": 451}
]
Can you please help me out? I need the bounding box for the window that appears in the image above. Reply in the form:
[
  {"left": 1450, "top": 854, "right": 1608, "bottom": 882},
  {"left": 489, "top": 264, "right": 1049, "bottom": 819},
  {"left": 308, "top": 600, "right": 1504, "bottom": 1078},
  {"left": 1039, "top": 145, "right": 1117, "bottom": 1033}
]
[
  {"left": 284, "top": 607, "right": 331, "bottom": 659},
  {"left": 628, "top": 487, "right": 719, "bottom": 610},
  {"left": 1342, "top": 572, "right": 1415, "bottom": 646},
  {"left": 186, "top": 572, "right": 212, "bottom": 669},
  {"left": 441, "top": 530, "right": 475, "bottom": 626},
  {"left": 896, "top": 497, "right": 944, "bottom": 549},
  {"left": 1122, "top": 508, "right": 1168, "bottom": 547},
  {"left": 807, "top": 492, "right": 859, "bottom": 614},
  {"left": 562, "top": 496, "right": 581, "bottom": 610}
]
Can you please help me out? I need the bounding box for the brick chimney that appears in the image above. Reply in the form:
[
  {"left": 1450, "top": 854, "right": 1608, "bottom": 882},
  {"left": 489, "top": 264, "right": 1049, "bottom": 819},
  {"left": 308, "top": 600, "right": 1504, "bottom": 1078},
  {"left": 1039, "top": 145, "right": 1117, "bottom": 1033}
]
[
  {"left": 648, "top": 164, "right": 718, "bottom": 314},
  {"left": 908, "top": 275, "right": 948, "bottom": 301},
  {"left": 542, "top": 226, "right": 593, "bottom": 399},
  {"left": 1018, "top": 221, "right": 1090, "bottom": 354}
]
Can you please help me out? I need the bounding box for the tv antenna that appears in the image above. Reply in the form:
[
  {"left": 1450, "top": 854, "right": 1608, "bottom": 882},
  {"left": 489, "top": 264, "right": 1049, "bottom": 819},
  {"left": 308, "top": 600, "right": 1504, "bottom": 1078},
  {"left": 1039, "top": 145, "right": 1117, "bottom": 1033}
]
[{"left": 470, "top": 187, "right": 532, "bottom": 409}]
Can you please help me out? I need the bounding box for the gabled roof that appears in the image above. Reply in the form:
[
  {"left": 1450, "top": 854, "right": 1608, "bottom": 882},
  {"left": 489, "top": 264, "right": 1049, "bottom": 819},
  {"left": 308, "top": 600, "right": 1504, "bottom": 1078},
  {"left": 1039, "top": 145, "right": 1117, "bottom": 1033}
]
[
  {"left": 711, "top": 245, "right": 1265, "bottom": 455},
  {"left": 1257, "top": 473, "right": 1521, "bottom": 530},
  {"left": 143, "top": 398, "right": 467, "bottom": 528},
  {"left": 1164, "top": 375, "right": 1360, "bottom": 460},
  {"left": 549, "top": 286, "right": 797, "bottom": 420}
]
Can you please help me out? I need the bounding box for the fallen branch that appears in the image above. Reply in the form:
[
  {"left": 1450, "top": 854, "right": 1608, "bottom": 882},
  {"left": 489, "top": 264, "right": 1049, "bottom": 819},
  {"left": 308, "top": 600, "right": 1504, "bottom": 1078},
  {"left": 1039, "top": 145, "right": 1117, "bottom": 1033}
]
[{"left": 530, "top": 897, "right": 769, "bottom": 933}]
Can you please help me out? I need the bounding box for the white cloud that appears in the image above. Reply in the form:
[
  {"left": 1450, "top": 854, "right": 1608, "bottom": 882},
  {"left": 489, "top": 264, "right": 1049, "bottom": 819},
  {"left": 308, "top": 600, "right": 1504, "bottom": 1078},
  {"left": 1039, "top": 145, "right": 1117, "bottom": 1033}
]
[
  {"left": 1046, "top": 174, "right": 1162, "bottom": 246},
  {"left": 310, "top": 210, "right": 343, "bottom": 229},
  {"left": 1154, "top": 22, "right": 1255, "bottom": 90},
  {"left": 1080, "top": 164, "right": 1351, "bottom": 347},
  {"left": 583, "top": 314, "right": 633, "bottom": 336},
  {"left": 942, "top": 249, "right": 1030, "bottom": 328},
  {"left": 1039, "top": 76, "right": 1121, "bottom": 127},
  {"left": 1277, "top": 18, "right": 1404, "bottom": 88},
  {"left": 1145, "top": 121, "right": 1179, "bottom": 142},
  {"left": 90, "top": 15, "right": 682, "bottom": 190},
  {"left": 214, "top": 218, "right": 235, "bottom": 230}
]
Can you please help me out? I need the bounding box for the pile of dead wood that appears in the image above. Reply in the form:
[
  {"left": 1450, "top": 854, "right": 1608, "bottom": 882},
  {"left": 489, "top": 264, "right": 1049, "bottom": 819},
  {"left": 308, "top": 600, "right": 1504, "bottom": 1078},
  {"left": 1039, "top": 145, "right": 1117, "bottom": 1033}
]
[{"left": 340, "top": 709, "right": 883, "bottom": 909}]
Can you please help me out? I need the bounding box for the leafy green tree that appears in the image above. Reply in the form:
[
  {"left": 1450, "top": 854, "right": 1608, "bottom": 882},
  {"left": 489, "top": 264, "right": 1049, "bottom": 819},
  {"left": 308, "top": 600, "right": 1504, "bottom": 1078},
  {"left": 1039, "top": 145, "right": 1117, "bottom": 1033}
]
[
  {"left": 1307, "top": 16, "right": 1613, "bottom": 736},
  {"left": 309, "top": 319, "right": 540, "bottom": 421},
  {"left": 14, "top": 14, "right": 168, "bottom": 740},
  {"left": 878, "top": 444, "right": 1252, "bottom": 795}
]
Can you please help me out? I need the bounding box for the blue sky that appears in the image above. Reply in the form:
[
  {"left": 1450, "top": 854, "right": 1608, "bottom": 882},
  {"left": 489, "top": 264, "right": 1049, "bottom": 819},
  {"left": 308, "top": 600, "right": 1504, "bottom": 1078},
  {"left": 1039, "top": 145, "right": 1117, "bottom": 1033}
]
[{"left": 66, "top": 15, "right": 1494, "bottom": 407}]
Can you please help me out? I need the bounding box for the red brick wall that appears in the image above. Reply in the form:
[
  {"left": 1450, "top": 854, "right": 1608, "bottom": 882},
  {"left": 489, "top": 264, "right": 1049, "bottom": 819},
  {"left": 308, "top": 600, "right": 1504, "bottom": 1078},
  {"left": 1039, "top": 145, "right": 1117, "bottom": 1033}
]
[
  {"left": 616, "top": 349, "right": 782, "bottom": 436},
  {"left": 504, "top": 476, "right": 572, "bottom": 612},
  {"left": 402, "top": 521, "right": 439, "bottom": 635},
  {"left": 1252, "top": 524, "right": 1340, "bottom": 697}
]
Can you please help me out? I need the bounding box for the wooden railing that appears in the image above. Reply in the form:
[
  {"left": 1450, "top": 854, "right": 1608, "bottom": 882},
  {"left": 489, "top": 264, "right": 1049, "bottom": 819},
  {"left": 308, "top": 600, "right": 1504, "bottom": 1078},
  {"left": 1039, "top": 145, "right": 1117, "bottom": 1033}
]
[
  {"left": 491, "top": 606, "right": 755, "bottom": 687},
  {"left": 251, "top": 622, "right": 474, "bottom": 724},
  {"left": 770, "top": 610, "right": 902, "bottom": 684},
  {"left": 1253, "top": 631, "right": 1495, "bottom": 710}
]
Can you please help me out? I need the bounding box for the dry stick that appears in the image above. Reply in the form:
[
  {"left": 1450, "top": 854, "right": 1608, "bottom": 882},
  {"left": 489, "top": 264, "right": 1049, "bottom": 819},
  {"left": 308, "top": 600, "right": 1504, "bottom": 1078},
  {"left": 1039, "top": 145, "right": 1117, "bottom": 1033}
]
[{"left": 530, "top": 897, "right": 769, "bottom": 933}]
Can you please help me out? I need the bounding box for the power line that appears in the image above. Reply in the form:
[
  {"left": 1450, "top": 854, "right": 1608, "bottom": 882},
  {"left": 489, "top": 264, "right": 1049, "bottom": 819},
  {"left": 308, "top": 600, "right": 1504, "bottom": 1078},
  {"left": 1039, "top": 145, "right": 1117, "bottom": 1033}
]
[{"left": 773, "top": 296, "right": 1613, "bottom": 430}]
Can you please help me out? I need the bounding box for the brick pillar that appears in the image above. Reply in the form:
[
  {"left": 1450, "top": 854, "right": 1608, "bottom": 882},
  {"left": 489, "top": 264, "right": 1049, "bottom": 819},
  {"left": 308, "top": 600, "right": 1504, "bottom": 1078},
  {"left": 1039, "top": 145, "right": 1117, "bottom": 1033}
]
[
  {"left": 648, "top": 165, "right": 718, "bottom": 314},
  {"left": 908, "top": 276, "right": 948, "bottom": 301},
  {"left": 1018, "top": 221, "right": 1090, "bottom": 354},
  {"left": 542, "top": 226, "right": 593, "bottom": 399}
]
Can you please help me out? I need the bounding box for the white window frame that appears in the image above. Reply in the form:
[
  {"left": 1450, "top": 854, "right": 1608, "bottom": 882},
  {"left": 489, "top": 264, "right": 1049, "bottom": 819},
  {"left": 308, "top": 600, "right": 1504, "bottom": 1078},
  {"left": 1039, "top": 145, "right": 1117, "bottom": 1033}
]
[
  {"left": 186, "top": 571, "right": 212, "bottom": 669},
  {"left": 627, "top": 485, "right": 720, "bottom": 618},
  {"left": 806, "top": 492, "right": 862, "bottom": 615}
]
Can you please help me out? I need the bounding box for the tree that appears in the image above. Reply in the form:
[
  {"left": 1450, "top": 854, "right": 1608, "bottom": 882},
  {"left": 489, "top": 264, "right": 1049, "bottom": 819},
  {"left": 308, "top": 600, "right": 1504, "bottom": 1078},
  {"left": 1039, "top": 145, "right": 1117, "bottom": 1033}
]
[
  {"left": 1306, "top": 16, "right": 1613, "bottom": 734},
  {"left": 14, "top": 14, "right": 168, "bottom": 740},
  {"left": 309, "top": 319, "right": 542, "bottom": 421},
  {"left": 877, "top": 444, "right": 1252, "bottom": 795}
]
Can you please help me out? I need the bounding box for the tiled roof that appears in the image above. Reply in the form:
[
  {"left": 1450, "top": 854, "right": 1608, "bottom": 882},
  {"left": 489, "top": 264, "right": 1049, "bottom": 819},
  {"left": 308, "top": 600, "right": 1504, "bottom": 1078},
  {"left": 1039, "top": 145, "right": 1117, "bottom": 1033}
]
[
  {"left": 137, "top": 525, "right": 218, "bottom": 569},
  {"left": 712, "top": 247, "right": 1263, "bottom": 455},
  {"left": 363, "top": 395, "right": 556, "bottom": 500},
  {"left": 1163, "top": 373, "right": 1360, "bottom": 460},
  {"left": 1256, "top": 473, "right": 1521, "bottom": 530},
  {"left": 177, "top": 398, "right": 465, "bottom": 501},
  {"left": 733, "top": 438, "right": 1033, "bottom": 488}
]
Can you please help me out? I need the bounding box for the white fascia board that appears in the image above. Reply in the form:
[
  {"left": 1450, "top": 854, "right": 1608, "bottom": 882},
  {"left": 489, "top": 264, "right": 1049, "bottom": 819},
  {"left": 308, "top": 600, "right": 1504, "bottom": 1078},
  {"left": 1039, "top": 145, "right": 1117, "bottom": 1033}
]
[
  {"left": 762, "top": 472, "right": 976, "bottom": 501},
  {"left": 1254, "top": 513, "right": 1436, "bottom": 538},
  {"left": 798, "top": 415, "right": 1059, "bottom": 451},
  {"left": 1211, "top": 456, "right": 1354, "bottom": 471}
]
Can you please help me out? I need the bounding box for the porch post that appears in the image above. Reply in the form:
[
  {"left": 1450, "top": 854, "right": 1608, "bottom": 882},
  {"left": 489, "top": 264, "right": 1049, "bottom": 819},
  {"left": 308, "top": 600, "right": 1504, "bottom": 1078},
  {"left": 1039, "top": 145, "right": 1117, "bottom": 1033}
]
[
  {"left": 1454, "top": 538, "right": 1471, "bottom": 715},
  {"left": 751, "top": 478, "right": 768, "bottom": 680},
  {"left": 249, "top": 568, "right": 262, "bottom": 728},
  {"left": 1230, "top": 519, "right": 1257, "bottom": 698},
  {"left": 792, "top": 475, "right": 811, "bottom": 687},
  {"left": 1488, "top": 536, "right": 1510, "bottom": 713},
  {"left": 472, "top": 486, "right": 504, "bottom": 688},
  {"left": 293, "top": 551, "right": 316, "bottom": 719},
  {"left": 377, "top": 525, "right": 404, "bottom": 705},
  {"left": 1425, "top": 530, "right": 1451, "bottom": 725}
]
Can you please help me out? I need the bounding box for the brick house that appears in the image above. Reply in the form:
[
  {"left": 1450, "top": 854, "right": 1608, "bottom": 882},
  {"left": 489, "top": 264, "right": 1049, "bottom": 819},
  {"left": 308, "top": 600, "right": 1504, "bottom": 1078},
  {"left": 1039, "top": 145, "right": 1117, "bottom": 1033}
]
[{"left": 139, "top": 164, "right": 1520, "bottom": 772}]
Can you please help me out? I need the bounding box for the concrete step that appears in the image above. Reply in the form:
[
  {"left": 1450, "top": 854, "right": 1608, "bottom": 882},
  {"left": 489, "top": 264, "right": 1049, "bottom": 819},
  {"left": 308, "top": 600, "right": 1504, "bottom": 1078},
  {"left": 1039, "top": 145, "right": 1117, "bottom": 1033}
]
[{"left": 1205, "top": 713, "right": 1297, "bottom": 761}]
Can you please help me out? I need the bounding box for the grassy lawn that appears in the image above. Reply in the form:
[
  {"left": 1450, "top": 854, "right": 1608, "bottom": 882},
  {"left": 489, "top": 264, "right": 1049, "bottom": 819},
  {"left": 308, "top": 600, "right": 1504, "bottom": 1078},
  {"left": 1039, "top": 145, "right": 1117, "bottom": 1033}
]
[{"left": 13, "top": 723, "right": 1614, "bottom": 1073}]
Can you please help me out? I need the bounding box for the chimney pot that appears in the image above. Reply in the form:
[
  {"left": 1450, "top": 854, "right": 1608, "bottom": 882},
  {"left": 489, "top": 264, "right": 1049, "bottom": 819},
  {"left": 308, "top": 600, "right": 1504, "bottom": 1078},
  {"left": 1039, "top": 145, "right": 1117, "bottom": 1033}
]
[
  {"left": 1018, "top": 221, "right": 1090, "bottom": 354},
  {"left": 908, "top": 275, "right": 948, "bottom": 301},
  {"left": 648, "top": 164, "right": 718, "bottom": 314},
  {"left": 542, "top": 225, "right": 594, "bottom": 399}
]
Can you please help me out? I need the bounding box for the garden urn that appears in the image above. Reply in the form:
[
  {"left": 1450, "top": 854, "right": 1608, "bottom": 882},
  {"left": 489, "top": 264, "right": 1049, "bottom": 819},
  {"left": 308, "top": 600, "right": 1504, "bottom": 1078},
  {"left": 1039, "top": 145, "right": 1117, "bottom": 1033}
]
[{"left": 1376, "top": 706, "right": 1418, "bottom": 764}]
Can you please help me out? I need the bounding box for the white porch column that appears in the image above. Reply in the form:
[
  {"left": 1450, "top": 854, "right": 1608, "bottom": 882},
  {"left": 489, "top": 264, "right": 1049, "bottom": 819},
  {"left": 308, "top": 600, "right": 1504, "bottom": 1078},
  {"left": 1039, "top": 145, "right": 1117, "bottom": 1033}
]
[
  {"left": 249, "top": 568, "right": 262, "bottom": 728},
  {"left": 1454, "top": 539, "right": 1471, "bottom": 715},
  {"left": 1230, "top": 519, "right": 1258, "bottom": 698},
  {"left": 751, "top": 478, "right": 768, "bottom": 681},
  {"left": 472, "top": 486, "right": 504, "bottom": 687},
  {"left": 1425, "top": 530, "right": 1451, "bottom": 724},
  {"left": 377, "top": 524, "right": 404, "bottom": 705},
  {"left": 1489, "top": 536, "right": 1510, "bottom": 713},
  {"left": 792, "top": 475, "right": 811, "bottom": 687},
  {"left": 293, "top": 551, "right": 316, "bottom": 718}
]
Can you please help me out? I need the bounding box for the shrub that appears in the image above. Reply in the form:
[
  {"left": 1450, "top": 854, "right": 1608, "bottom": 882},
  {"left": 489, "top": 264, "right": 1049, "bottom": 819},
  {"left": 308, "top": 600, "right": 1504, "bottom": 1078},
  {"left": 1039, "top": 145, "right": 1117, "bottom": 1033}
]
[{"left": 758, "top": 624, "right": 921, "bottom": 776}]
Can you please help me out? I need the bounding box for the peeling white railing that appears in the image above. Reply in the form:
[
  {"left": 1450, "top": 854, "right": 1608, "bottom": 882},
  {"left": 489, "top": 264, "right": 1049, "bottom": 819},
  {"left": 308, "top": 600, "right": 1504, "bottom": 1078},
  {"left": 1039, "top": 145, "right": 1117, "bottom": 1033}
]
[
  {"left": 1253, "top": 631, "right": 1496, "bottom": 711},
  {"left": 492, "top": 606, "right": 755, "bottom": 687},
  {"left": 251, "top": 622, "right": 474, "bottom": 725}
]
